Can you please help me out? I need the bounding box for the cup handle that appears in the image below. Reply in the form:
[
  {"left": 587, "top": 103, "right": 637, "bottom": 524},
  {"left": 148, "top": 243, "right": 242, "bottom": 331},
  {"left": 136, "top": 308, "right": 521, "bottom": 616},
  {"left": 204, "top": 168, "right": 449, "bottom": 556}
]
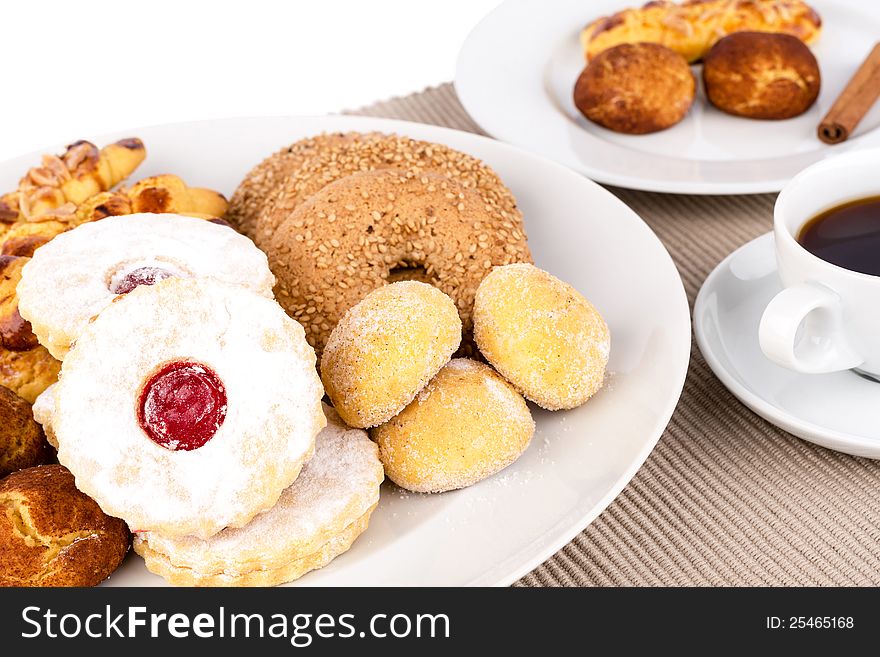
[{"left": 758, "top": 282, "right": 863, "bottom": 373}]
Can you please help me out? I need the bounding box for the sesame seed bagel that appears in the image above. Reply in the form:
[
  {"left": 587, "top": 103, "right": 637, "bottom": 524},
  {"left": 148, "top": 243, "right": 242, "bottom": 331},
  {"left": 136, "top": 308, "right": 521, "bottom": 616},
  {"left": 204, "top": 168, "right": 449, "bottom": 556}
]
[
  {"left": 252, "top": 132, "right": 524, "bottom": 251},
  {"left": 372, "top": 358, "right": 535, "bottom": 494},
  {"left": 226, "top": 132, "right": 367, "bottom": 240},
  {"left": 266, "top": 169, "right": 531, "bottom": 360}
]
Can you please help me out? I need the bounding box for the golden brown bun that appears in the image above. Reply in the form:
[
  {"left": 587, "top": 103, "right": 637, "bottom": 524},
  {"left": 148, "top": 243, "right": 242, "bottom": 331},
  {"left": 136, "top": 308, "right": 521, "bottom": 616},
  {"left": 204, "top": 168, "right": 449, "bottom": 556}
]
[
  {"left": 574, "top": 42, "right": 696, "bottom": 134},
  {"left": 0, "top": 386, "right": 51, "bottom": 478},
  {"left": 0, "top": 255, "right": 60, "bottom": 403},
  {"left": 703, "top": 31, "right": 820, "bottom": 119},
  {"left": 0, "top": 464, "right": 130, "bottom": 587},
  {"left": 581, "top": 0, "right": 822, "bottom": 64}
]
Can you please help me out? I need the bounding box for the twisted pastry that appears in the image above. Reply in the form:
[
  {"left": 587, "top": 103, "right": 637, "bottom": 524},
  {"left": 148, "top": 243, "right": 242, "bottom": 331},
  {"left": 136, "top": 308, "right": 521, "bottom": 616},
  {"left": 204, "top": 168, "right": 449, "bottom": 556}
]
[{"left": 580, "top": 0, "right": 822, "bottom": 63}]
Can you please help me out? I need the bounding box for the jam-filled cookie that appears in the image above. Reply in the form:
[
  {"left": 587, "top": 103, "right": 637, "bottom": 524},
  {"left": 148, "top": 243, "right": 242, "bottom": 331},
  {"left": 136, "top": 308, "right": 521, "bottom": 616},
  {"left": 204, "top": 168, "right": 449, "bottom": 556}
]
[
  {"left": 52, "top": 277, "right": 325, "bottom": 539},
  {"left": 17, "top": 213, "right": 275, "bottom": 360},
  {"left": 134, "top": 405, "right": 383, "bottom": 586},
  {"left": 0, "top": 464, "right": 129, "bottom": 587}
]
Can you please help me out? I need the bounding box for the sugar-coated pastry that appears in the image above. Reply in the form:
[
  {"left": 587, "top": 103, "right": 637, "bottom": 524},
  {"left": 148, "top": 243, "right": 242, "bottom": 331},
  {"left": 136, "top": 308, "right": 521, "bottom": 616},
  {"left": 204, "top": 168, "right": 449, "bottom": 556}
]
[
  {"left": 373, "top": 358, "right": 534, "bottom": 493},
  {"left": 321, "top": 281, "right": 461, "bottom": 428},
  {"left": 0, "top": 255, "right": 60, "bottom": 403},
  {"left": 52, "top": 277, "right": 325, "bottom": 539},
  {"left": 574, "top": 43, "right": 695, "bottom": 134},
  {"left": 134, "top": 405, "right": 383, "bottom": 586},
  {"left": 17, "top": 213, "right": 275, "bottom": 360},
  {"left": 0, "top": 465, "right": 129, "bottom": 587},
  {"left": 267, "top": 169, "right": 530, "bottom": 358},
  {"left": 703, "top": 31, "right": 821, "bottom": 120},
  {"left": 474, "top": 263, "right": 610, "bottom": 410},
  {"left": 0, "top": 385, "right": 52, "bottom": 478}
]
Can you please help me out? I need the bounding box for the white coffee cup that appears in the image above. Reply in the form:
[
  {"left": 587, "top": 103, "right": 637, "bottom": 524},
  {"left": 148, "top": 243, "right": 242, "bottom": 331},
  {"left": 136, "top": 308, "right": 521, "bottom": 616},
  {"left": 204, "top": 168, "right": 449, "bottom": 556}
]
[{"left": 759, "top": 148, "right": 880, "bottom": 377}]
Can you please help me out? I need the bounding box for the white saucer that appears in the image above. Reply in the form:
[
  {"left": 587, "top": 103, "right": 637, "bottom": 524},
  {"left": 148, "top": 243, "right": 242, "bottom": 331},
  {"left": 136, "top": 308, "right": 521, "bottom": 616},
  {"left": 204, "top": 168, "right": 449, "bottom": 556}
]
[{"left": 694, "top": 232, "right": 880, "bottom": 458}]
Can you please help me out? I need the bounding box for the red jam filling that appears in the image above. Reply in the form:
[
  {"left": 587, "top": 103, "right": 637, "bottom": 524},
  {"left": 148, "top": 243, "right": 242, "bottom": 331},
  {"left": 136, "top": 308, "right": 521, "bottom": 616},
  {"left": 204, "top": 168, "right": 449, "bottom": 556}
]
[
  {"left": 137, "top": 361, "right": 227, "bottom": 451},
  {"left": 112, "top": 266, "right": 174, "bottom": 294}
]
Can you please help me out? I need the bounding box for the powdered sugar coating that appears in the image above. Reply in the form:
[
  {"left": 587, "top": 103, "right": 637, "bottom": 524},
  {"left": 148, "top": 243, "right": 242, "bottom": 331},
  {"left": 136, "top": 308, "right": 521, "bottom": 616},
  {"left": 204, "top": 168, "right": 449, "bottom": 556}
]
[
  {"left": 372, "top": 358, "right": 535, "bottom": 493},
  {"left": 17, "top": 213, "right": 275, "bottom": 360},
  {"left": 321, "top": 281, "right": 461, "bottom": 428},
  {"left": 473, "top": 263, "right": 610, "bottom": 410},
  {"left": 31, "top": 383, "right": 57, "bottom": 448},
  {"left": 53, "top": 277, "right": 325, "bottom": 539},
  {"left": 133, "top": 405, "right": 382, "bottom": 584}
]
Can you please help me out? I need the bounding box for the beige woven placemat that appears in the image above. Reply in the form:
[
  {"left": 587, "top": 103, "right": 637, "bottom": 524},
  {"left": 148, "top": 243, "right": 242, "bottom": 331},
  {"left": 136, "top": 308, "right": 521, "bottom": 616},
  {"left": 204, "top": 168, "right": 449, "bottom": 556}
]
[{"left": 350, "top": 83, "right": 880, "bottom": 586}]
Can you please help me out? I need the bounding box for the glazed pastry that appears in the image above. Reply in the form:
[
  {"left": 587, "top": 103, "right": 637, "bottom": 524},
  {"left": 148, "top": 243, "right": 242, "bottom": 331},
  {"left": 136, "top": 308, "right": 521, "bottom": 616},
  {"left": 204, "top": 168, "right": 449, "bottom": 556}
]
[
  {"left": 580, "top": 0, "right": 822, "bottom": 64},
  {"left": 321, "top": 281, "right": 461, "bottom": 428},
  {"left": 0, "top": 385, "right": 52, "bottom": 478},
  {"left": 17, "top": 214, "right": 275, "bottom": 360},
  {"left": 4, "top": 138, "right": 145, "bottom": 224},
  {"left": 372, "top": 359, "right": 534, "bottom": 493},
  {"left": 126, "top": 175, "right": 228, "bottom": 218},
  {"left": 0, "top": 464, "right": 129, "bottom": 587},
  {"left": 134, "top": 405, "right": 383, "bottom": 586},
  {"left": 574, "top": 43, "right": 696, "bottom": 134},
  {"left": 703, "top": 31, "right": 821, "bottom": 119},
  {"left": 0, "top": 255, "right": 60, "bottom": 403},
  {"left": 52, "top": 278, "right": 325, "bottom": 538},
  {"left": 267, "top": 169, "right": 531, "bottom": 358},
  {"left": 474, "top": 264, "right": 610, "bottom": 410}
]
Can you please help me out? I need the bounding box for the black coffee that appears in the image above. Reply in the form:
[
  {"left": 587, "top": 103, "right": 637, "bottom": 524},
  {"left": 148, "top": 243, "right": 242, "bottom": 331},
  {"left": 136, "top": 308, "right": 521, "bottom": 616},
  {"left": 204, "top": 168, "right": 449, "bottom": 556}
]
[{"left": 798, "top": 196, "right": 880, "bottom": 277}]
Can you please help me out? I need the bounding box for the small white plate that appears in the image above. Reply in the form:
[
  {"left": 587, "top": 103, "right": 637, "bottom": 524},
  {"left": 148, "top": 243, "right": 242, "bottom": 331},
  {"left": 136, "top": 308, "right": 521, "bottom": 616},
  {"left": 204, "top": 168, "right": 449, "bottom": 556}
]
[
  {"left": 2, "top": 116, "right": 691, "bottom": 585},
  {"left": 455, "top": 0, "right": 880, "bottom": 194},
  {"left": 694, "top": 232, "right": 880, "bottom": 458}
]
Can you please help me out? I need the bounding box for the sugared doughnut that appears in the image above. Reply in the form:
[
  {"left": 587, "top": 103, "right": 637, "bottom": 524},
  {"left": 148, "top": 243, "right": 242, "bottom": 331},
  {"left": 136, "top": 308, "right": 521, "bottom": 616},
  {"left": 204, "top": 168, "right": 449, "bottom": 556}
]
[
  {"left": 372, "top": 358, "right": 534, "bottom": 493},
  {"left": 0, "top": 464, "right": 129, "bottom": 587},
  {"left": 133, "top": 405, "right": 383, "bottom": 586},
  {"left": 17, "top": 213, "right": 275, "bottom": 360},
  {"left": 321, "top": 281, "right": 461, "bottom": 428},
  {"left": 53, "top": 277, "right": 325, "bottom": 538},
  {"left": 473, "top": 263, "right": 610, "bottom": 410},
  {"left": 250, "top": 131, "right": 524, "bottom": 249},
  {"left": 0, "top": 255, "right": 60, "bottom": 403},
  {"left": 0, "top": 385, "right": 51, "bottom": 478},
  {"left": 267, "top": 169, "right": 530, "bottom": 358}
]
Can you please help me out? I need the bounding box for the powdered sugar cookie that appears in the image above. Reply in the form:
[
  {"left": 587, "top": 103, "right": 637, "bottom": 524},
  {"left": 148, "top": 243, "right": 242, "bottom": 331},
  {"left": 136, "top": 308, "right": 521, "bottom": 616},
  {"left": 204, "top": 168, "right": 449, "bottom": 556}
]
[
  {"left": 321, "top": 281, "right": 461, "bottom": 429},
  {"left": 53, "top": 277, "right": 325, "bottom": 539},
  {"left": 473, "top": 263, "right": 610, "bottom": 410},
  {"left": 133, "top": 405, "right": 383, "bottom": 586},
  {"left": 31, "top": 383, "right": 57, "bottom": 448},
  {"left": 17, "top": 213, "right": 275, "bottom": 360},
  {"left": 373, "top": 358, "right": 534, "bottom": 493}
]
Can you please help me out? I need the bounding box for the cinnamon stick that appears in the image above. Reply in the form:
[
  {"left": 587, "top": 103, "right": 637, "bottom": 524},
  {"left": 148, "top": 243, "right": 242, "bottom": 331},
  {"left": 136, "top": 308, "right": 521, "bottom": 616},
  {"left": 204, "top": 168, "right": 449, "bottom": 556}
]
[{"left": 818, "top": 42, "right": 880, "bottom": 144}]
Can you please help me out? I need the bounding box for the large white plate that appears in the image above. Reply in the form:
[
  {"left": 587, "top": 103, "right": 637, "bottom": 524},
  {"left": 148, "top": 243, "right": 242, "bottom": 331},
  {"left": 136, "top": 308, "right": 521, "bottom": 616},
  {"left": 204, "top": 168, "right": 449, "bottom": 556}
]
[
  {"left": 2, "top": 116, "right": 690, "bottom": 585},
  {"left": 455, "top": 0, "right": 880, "bottom": 194}
]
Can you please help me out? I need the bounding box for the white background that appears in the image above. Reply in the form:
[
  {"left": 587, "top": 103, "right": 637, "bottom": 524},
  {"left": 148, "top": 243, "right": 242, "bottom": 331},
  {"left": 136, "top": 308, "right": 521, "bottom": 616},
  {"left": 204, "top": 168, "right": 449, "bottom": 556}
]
[{"left": 0, "top": 0, "right": 498, "bottom": 161}]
